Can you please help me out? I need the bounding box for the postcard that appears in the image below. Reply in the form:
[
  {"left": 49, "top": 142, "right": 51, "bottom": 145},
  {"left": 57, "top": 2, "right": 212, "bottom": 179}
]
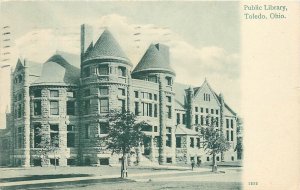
[{"left": 0, "top": 1, "right": 299, "bottom": 190}]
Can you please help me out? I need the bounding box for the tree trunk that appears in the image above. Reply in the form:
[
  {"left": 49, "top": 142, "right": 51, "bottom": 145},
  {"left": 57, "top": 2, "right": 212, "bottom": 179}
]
[
  {"left": 212, "top": 153, "right": 217, "bottom": 172},
  {"left": 121, "top": 153, "right": 128, "bottom": 178}
]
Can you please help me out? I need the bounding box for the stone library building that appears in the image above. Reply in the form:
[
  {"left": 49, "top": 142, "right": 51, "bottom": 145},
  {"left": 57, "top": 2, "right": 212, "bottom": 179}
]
[{"left": 0, "top": 25, "right": 239, "bottom": 167}]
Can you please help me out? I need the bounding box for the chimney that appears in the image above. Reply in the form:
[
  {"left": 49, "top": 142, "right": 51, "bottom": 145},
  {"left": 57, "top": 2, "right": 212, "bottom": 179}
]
[
  {"left": 155, "top": 43, "right": 169, "bottom": 64},
  {"left": 81, "top": 24, "right": 93, "bottom": 56}
]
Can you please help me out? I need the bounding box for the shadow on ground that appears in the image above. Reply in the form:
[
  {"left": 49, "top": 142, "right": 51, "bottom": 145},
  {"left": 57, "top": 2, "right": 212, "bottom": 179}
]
[
  {"left": 1, "top": 177, "right": 134, "bottom": 190},
  {"left": 0, "top": 174, "right": 93, "bottom": 182}
]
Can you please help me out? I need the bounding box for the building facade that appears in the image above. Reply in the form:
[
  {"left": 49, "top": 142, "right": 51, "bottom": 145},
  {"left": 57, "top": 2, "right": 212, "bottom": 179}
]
[{"left": 0, "top": 25, "right": 239, "bottom": 167}]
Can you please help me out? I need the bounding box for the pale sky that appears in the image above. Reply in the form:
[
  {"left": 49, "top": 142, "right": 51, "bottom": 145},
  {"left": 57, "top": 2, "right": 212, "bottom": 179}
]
[{"left": 0, "top": 1, "right": 240, "bottom": 128}]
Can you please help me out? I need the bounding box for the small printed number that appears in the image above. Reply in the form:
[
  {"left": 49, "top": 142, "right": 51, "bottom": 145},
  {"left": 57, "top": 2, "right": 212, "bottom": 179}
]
[{"left": 248, "top": 182, "right": 258, "bottom": 185}]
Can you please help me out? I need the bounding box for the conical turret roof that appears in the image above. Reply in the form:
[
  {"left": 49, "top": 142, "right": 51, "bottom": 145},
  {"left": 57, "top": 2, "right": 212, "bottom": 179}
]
[
  {"left": 83, "top": 29, "right": 131, "bottom": 65},
  {"left": 132, "top": 44, "right": 175, "bottom": 75}
]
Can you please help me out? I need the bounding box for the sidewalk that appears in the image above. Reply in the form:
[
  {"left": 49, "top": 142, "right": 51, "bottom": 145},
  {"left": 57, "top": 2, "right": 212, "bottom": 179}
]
[{"left": 0, "top": 168, "right": 209, "bottom": 188}]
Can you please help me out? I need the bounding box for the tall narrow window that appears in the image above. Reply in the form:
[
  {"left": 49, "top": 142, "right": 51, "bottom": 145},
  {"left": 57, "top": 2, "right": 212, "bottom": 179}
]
[
  {"left": 134, "top": 102, "right": 139, "bottom": 115},
  {"left": 166, "top": 106, "right": 172, "bottom": 119},
  {"left": 50, "top": 101, "right": 59, "bottom": 115},
  {"left": 154, "top": 104, "right": 158, "bottom": 117},
  {"left": 166, "top": 134, "right": 171, "bottom": 147},
  {"left": 226, "top": 130, "right": 230, "bottom": 141},
  {"left": 195, "top": 107, "right": 198, "bottom": 112},
  {"left": 154, "top": 94, "right": 158, "bottom": 101},
  {"left": 67, "top": 101, "right": 75, "bottom": 115},
  {"left": 34, "top": 124, "right": 41, "bottom": 148},
  {"left": 100, "top": 99, "right": 109, "bottom": 113},
  {"left": 176, "top": 137, "right": 181, "bottom": 148},
  {"left": 149, "top": 103, "right": 153, "bottom": 117},
  {"left": 197, "top": 138, "right": 200, "bottom": 148},
  {"left": 182, "top": 114, "right": 186, "bottom": 125},
  {"left": 176, "top": 113, "right": 180, "bottom": 124},
  {"left": 226, "top": 119, "right": 229, "bottom": 128},
  {"left": 50, "top": 125, "right": 59, "bottom": 147},
  {"left": 231, "top": 119, "right": 234, "bottom": 128},
  {"left": 195, "top": 115, "right": 199, "bottom": 124},
  {"left": 231, "top": 131, "right": 234, "bottom": 141},
  {"left": 201, "top": 115, "right": 204, "bottom": 125},
  {"left": 67, "top": 125, "right": 75, "bottom": 147},
  {"left": 190, "top": 137, "right": 194, "bottom": 148},
  {"left": 118, "top": 99, "right": 125, "bottom": 113},
  {"left": 34, "top": 100, "right": 41, "bottom": 116}
]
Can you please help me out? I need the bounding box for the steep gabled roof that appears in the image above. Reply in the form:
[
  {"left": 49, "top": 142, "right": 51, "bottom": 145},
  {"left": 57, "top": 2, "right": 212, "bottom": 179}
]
[
  {"left": 32, "top": 53, "right": 80, "bottom": 86},
  {"left": 193, "top": 79, "right": 221, "bottom": 106},
  {"left": 132, "top": 44, "right": 175, "bottom": 75},
  {"left": 83, "top": 29, "right": 131, "bottom": 64}
]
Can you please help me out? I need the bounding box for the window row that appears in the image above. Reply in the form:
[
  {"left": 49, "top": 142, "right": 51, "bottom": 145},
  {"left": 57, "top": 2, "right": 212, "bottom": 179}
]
[
  {"left": 84, "top": 87, "right": 109, "bottom": 97},
  {"left": 135, "top": 91, "right": 158, "bottom": 101},
  {"left": 175, "top": 137, "right": 201, "bottom": 148},
  {"left": 83, "top": 98, "right": 109, "bottom": 115},
  {"left": 32, "top": 124, "right": 76, "bottom": 148},
  {"left": 176, "top": 113, "right": 219, "bottom": 127},
  {"left": 195, "top": 107, "right": 219, "bottom": 115},
  {"left": 134, "top": 102, "right": 158, "bottom": 117},
  {"left": 82, "top": 65, "right": 126, "bottom": 77},
  {"left": 32, "top": 89, "right": 76, "bottom": 98},
  {"left": 84, "top": 122, "right": 109, "bottom": 139},
  {"left": 34, "top": 100, "right": 75, "bottom": 116}
]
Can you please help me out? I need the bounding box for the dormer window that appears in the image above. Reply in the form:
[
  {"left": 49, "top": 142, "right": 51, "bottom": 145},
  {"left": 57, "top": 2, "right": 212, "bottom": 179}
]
[
  {"left": 98, "top": 65, "right": 109, "bottom": 75},
  {"left": 118, "top": 66, "right": 126, "bottom": 77}
]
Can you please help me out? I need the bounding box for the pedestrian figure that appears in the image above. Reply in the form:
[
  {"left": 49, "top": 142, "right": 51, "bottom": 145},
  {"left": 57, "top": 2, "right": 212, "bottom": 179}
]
[
  {"left": 197, "top": 159, "right": 202, "bottom": 167},
  {"left": 191, "top": 160, "right": 195, "bottom": 171}
]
